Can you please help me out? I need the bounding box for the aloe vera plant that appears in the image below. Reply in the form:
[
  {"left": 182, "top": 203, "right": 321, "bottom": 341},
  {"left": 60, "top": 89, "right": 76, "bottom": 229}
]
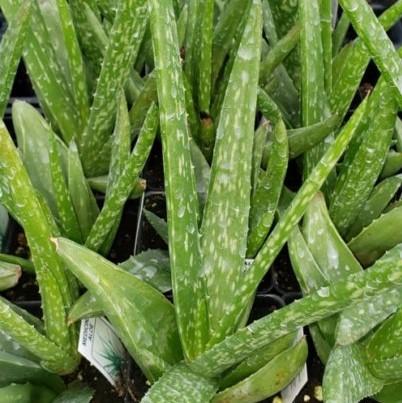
[{"left": 2, "top": 0, "right": 402, "bottom": 401}]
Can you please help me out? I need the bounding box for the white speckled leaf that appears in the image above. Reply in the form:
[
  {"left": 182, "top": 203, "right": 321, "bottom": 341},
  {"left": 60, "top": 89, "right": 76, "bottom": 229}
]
[
  {"left": 201, "top": 0, "right": 262, "bottom": 346},
  {"left": 143, "top": 209, "right": 168, "bottom": 245},
  {"left": 55, "top": 237, "right": 182, "bottom": 382},
  {"left": 323, "top": 344, "right": 384, "bottom": 403},
  {"left": 149, "top": 0, "right": 207, "bottom": 359},
  {"left": 0, "top": 2, "right": 31, "bottom": 118}
]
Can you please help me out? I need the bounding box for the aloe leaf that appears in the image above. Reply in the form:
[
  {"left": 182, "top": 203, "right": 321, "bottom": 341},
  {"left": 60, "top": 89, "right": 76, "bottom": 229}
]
[
  {"left": 119, "top": 249, "right": 171, "bottom": 293},
  {"left": 0, "top": 0, "right": 79, "bottom": 142},
  {"left": 54, "top": 237, "right": 182, "bottom": 382},
  {"left": 332, "top": 12, "right": 350, "bottom": 56},
  {"left": 213, "top": 338, "right": 307, "bottom": 403},
  {"left": 12, "top": 101, "right": 68, "bottom": 220},
  {"left": 149, "top": 0, "right": 207, "bottom": 359},
  {"left": 0, "top": 351, "right": 64, "bottom": 392},
  {"left": 262, "top": 0, "right": 278, "bottom": 44},
  {"left": 68, "top": 142, "right": 99, "bottom": 241},
  {"left": 331, "top": 0, "right": 402, "bottom": 120},
  {"left": 347, "top": 175, "right": 402, "bottom": 240},
  {"left": 88, "top": 176, "right": 145, "bottom": 199},
  {"left": 189, "top": 243, "right": 402, "bottom": 378},
  {"left": 0, "top": 2, "right": 31, "bottom": 118},
  {"left": 190, "top": 141, "right": 211, "bottom": 213},
  {"left": 0, "top": 298, "right": 71, "bottom": 374},
  {"left": 339, "top": 0, "right": 402, "bottom": 105},
  {"left": 108, "top": 95, "right": 131, "bottom": 193},
  {"left": 336, "top": 287, "right": 402, "bottom": 346},
  {"left": 143, "top": 209, "right": 168, "bottom": 245},
  {"left": 212, "top": 0, "right": 251, "bottom": 84},
  {"left": 0, "top": 204, "right": 8, "bottom": 250},
  {"left": 381, "top": 150, "right": 402, "bottom": 179},
  {"left": 365, "top": 309, "right": 402, "bottom": 380},
  {"left": 49, "top": 134, "right": 82, "bottom": 243},
  {"left": 0, "top": 382, "right": 56, "bottom": 403},
  {"left": 323, "top": 344, "right": 384, "bottom": 403},
  {"left": 329, "top": 77, "right": 398, "bottom": 236},
  {"left": 55, "top": 0, "right": 89, "bottom": 125},
  {"left": 259, "top": 22, "right": 301, "bottom": 87},
  {"left": 183, "top": 73, "right": 201, "bottom": 148},
  {"left": 247, "top": 118, "right": 288, "bottom": 258},
  {"left": 257, "top": 88, "right": 282, "bottom": 125},
  {"left": 183, "top": 0, "right": 199, "bottom": 90},
  {"left": 69, "top": 249, "right": 172, "bottom": 323},
  {"left": 300, "top": 0, "right": 330, "bottom": 177},
  {"left": 288, "top": 224, "right": 327, "bottom": 294},
  {"left": 195, "top": 0, "right": 214, "bottom": 113},
  {"left": 320, "top": 0, "right": 333, "bottom": 93},
  {"left": 52, "top": 381, "right": 94, "bottom": 403},
  {"left": 81, "top": 0, "right": 148, "bottom": 175},
  {"left": 129, "top": 74, "right": 157, "bottom": 139},
  {"left": 0, "top": 262, "right": 21, "bottom": 291},
  {"left": 218, "top": 332, "right": 296, "bottom": 389},
  {"left": 222, "top": 97, "right": 368, "bottom": 334},
  {"left": 375, "top": 381, "right": 402, "bottom": 403},
  {"left": 251, "top": 121, "right": 269, "bottom": 195},
  {"left": 303, "top": 193, "right": 362, "bottom": 282},
  {"left": 68, "top": 292, "right": 102, "bottom": 324},
  {"left": 348, "top": 204, "right": 402, "bottom": 266},
  {"left": 274, "top": 114, "right": 340, "bottom": 160},
  {"left": 200, "top": 0, "right": 262, "bottom": 346},
  {"left": 309, "top": 324, "right": 332, "bottom": 364},
  {"left": 85, "top": 104, "right": 158, "bottom": 253},
  {"left": 395, "top": 117, "right": 402, "bottom": 152},
  {"left": 0, "top": 254, "right": 34, "bottom": 274},
  {"left": 141, "top": 364, "right": 217, "bottom": 403},
  {"left": 269, "top": 0, "right": 300, "bottom": 87},
  {"left": 0, "top": 122, "right": 77, "bottom": 370}
]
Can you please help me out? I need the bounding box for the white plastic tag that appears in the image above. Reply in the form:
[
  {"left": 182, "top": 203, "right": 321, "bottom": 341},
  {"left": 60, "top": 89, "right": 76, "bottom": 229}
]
[
  {"left": 281, "top": 328, "right": 308, "bottom": 403},
  {"left": 78, "top": 317, "right": 126, "bottom": 386}
]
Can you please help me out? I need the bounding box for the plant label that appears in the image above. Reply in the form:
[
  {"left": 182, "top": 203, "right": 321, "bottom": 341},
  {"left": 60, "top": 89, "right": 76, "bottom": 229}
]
[{"left": 79, "top": 317, "right": 126, "bottom": 386}]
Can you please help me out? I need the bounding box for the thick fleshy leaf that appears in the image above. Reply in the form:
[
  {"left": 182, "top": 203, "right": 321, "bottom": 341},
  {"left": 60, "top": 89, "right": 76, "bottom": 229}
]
[
  {"left": 0, "top": 122, "right": 78, "bottom": 371},
  {"left": 329, "top": 76, "right": 398, "bottom": 236},
  {"left": 0, "top": 2, "right": 31, "bottom": 118},
  {"left": 347, "top": 175, "right": 402, "bottom": 240},
  {"left": 0, "top": 351, "right": 64, "bottom": 392},
  {"left": 54, "top": 238, "right": 182, "bottom": 382},
  {"left": 12, "top": 101, "right": 68, "bottom": 220},
  {"left": 213, "top": 338, "right": 307, "bottom": 403},
  {"left": 81, "top": 0, "right": 148, "bottom": 175},
  {"left": 323, "top": 344, "right": 384, "bottom": 403},
  {"left": 247, "top": 118, "right": 288, "bottom": 257},
  {"left": 141, "top": 364, "right": 217, "bottom": 403},
  {"left": 149, "top": 0, "right": 207, "bottom": 358},
  {"left": 189, "top": 244, "right": 402, "bottom": 378},
  {"left": 365, "top": 309, "right": 402, "bottom": 381},
  {"left": 143, "top": 210, "right": 168, "bottom": 245},
  {"left": 303, "top": 193, "right": 362, "bottom": 282},
  {"left": 218, "top": 332, "right": 297, "bottom": 389},
  {"left": 375, "top": 381, "right": 402, "bottom": 403},
  {"left": 200, "top": 0, "right": 262, "bottom": 346},
  {"left": 52, "top": 381, "right": 94, "bottom": 403},
  {"left": 339, "top": 0, "right": 402, "bottom": 105},
  {"left": 87, "top": 176, "right": 145, "bottom": 199},
  {"left": 85, "top": 104, "right": 158, "bottom": 253},
  {"left": 0, "top": 382, "right": 56, "bottom": 403},
  {"left": 381, "top": 150, "right": 402, "bottom": 179},
  {"left": 336, "top": 287, "right": 402, "bottom": 345},
  {"left": 68, "top": 142, "right": 99, "bottom": 241},
  {"left": 348, "top": 204, "right": 402, "bottom": 266}
]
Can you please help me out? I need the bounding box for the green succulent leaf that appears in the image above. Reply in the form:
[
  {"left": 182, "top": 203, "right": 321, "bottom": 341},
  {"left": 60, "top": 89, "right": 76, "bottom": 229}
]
[
  {"left": 323, "top": 344, "right": 384, "bottom": 403},
  {"left": 143, "top": 209, "right": 169, "bottom": 245},
  {"left": 149, "top": 0, "right": 206, "bottom": 359},
  {"left": 381, "top": 150, "right": 402, "bottom": 179},
  {"left": 0, "top": 1, "right": 31, "bottom": 118},
  {"left": 348, "top": 204, "right": 402, "bottom": 266},
  {"left": 200, "top": 0, "right": 262, "bottom": 346},
  {"left": 213, "top": 338, "right": 308, "bottom": 403},
  {"left": 52, "top": 381, "right": 94, "bottom": 403},
  {"left": 339, "top": 0, "right": 402, "bottom": 106},
  {"left": 0, "top": 382, "right": 57, "bottom": 403},
  {"left": 55, "top": 237, "right": 182, "bottom": 382}
]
